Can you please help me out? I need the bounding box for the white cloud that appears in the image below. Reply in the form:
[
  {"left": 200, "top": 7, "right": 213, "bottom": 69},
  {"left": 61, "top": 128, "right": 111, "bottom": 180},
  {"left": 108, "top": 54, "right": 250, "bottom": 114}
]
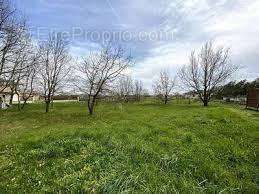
[
  {"left": 23, "top": 0, "right": 259, "bottom": 91},
  {"left": 131, "top": 0, "right": 259, "bottom": 91}
]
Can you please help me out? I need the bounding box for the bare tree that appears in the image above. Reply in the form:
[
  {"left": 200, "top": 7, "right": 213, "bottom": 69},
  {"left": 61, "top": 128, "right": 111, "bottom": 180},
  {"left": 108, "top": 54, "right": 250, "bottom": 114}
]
[
  {"left": 38, "top": 33, "right": 71, "bottom": 113},
  {"left": 17, "top": 54, "right": 38, "bottom": 110},
  {"left": 0, "top": 0, "right": 14, "bottom": 37},
  {"left": 76, "top": 44, "right": 132, "bottom": 115},
  {"left": 178, "top": 41, "right": 238, "bottom": 106},
  {"left": 134, "top": 80, "right": 143, "bottom": 101},
  {"left": 153, "top": 70, "right": 176, "bottom": 104},
  {"left": 117, "top": 75, "right": 134, "bottom": 102},
  {"left": 0, "top": 0, "right": 27, "bottom": 93},
  {"left": 0, "top": 1, "right": 30, "bottom": 109},
  {"left": 8, "top": 32, "right": 33, "bottom": 106}
]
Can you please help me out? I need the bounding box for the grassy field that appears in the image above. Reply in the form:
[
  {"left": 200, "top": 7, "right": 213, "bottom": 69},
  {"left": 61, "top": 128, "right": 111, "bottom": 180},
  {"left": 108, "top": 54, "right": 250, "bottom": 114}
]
[{"left": 0, "top": 101, "right": 258, "bottom": 193}]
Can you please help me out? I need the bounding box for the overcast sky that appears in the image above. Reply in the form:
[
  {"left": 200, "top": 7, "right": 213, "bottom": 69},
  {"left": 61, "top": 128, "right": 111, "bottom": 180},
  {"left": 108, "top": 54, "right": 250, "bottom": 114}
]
[{"left": 15, "top": 0, "right": 259, "bottom": 90}]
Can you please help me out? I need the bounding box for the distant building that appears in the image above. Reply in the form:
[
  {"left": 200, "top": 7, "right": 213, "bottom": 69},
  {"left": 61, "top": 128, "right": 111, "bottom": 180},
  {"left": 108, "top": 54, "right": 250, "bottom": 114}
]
[
  {"left": 0, "top": 86, "right": 41, "bottom": 109},
  {"left": 222, "top": 96, "right": 247, "bottom": 104},
  {"left": 0, "top": 87, "right": 18, "bottom": 109},
  {"left": 22, "top": 92, "right": 41, "bottom": 102},
  {"left": 246, "top": 88, "right": 259, "bottom": 110},
  {"left": 52, "top": 94, "right": 80, "bottom": 102},
  {"left": 183, "top": 91, "right": 199, "bottom": 99}
]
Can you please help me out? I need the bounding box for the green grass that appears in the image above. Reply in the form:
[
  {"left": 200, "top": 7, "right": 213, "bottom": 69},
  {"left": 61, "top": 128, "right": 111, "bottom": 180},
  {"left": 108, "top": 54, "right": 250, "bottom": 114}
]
[{"left": 0, "top": 101, "right": 258, "bottom": 193}]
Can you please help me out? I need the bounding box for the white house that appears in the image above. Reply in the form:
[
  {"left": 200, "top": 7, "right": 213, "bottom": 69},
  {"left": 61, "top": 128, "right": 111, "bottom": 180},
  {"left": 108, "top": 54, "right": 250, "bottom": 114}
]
[
  {"left": 0, "top": 87, "right": 12, "bottom": 109},
  {"left": 0, "top": 86, "right": 20, "bottom": 109}
]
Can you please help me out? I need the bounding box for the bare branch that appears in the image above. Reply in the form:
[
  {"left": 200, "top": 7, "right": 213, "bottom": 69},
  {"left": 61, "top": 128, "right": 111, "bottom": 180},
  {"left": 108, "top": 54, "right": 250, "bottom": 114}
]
[
  {"left": 178, "top": 41, "right": 238, "bottom": 106},
  {"left": 75, "top": 44, "right": 132, "bottom": 115}
]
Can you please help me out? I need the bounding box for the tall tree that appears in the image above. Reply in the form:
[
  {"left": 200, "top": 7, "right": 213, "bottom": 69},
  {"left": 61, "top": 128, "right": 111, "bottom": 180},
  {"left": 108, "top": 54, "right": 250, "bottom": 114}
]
[
  {"left": 0, "top": 0, "right": 14, "bottom": 37},
  {"left": 178, "top": 41, "right": 238, "bottom": 106},
  {"left": 17, "top": 53, "right": 38, "bottom": 110},
  {"left": 8, "top": 32, "right": 34, "bottom": 105},
  {"left": 38, "top": 33, "right": 71, "bottom": 113},
  {"left": 0, "top": 0, "right": 27, "bottom": 92},
  {"left": 76, "top": 44, "right": 132, "bottom": 115}
]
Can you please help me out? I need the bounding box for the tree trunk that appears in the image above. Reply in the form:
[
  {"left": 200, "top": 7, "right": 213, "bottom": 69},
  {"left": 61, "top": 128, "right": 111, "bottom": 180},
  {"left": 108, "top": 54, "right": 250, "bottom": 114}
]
[
  {"left": 21, "top": 100, "right": 27, "bottom": 110},
  {"left": 89, "top": 104, "right": 93, "bottom": 115},
  {"left": 51, "top": 100, "right": 54, "bottom": 108},
  {"left": 203, "top": 91, "right": 209, "bottom": 106},
  {"left": 0, "top": 97, "right": 2, "bottom": 110},
  {"left": 87, "top": 97, "right": 93, "bottom": 115},
  {"left": 164, "top": 95, "right": 168, "bottom": 104},
  {"left": 88, "top": 101, "right": 94, "bottom": 115},
  {"left": 45, "top": 101, "right": 50, "bottom": 113},
  {"left": 9, "top": 92, "right": 14, "bottom": 105},
  {"left": 87, "top": 95, "right": 97, "bottom": 115},
  {"left": 17, "top": 94, "right": 21, "bottom": 111}
]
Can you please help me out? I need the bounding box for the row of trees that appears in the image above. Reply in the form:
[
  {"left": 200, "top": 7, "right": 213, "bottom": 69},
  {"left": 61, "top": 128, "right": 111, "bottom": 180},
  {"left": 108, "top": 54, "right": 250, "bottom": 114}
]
[
  {"left": 0, "top": 0, "right": 136, "bottom": 114},
  {"left": 0, "top": 0, "right": 71, "bottom": 112},
  {"left": 114, "top": 76, "right": 145, "bottom": 102},
  {"left": 152, "top": 42, "right": 238, "bottom": 107},
  {"left": 0, "top": 0, "right": 36, "bottom": 109},
  {"left": 0, "top": 0, "right": 239, "bottom": 114},
  {"left": 214, "top": 79, "right": 259, "bottom": 99}
]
